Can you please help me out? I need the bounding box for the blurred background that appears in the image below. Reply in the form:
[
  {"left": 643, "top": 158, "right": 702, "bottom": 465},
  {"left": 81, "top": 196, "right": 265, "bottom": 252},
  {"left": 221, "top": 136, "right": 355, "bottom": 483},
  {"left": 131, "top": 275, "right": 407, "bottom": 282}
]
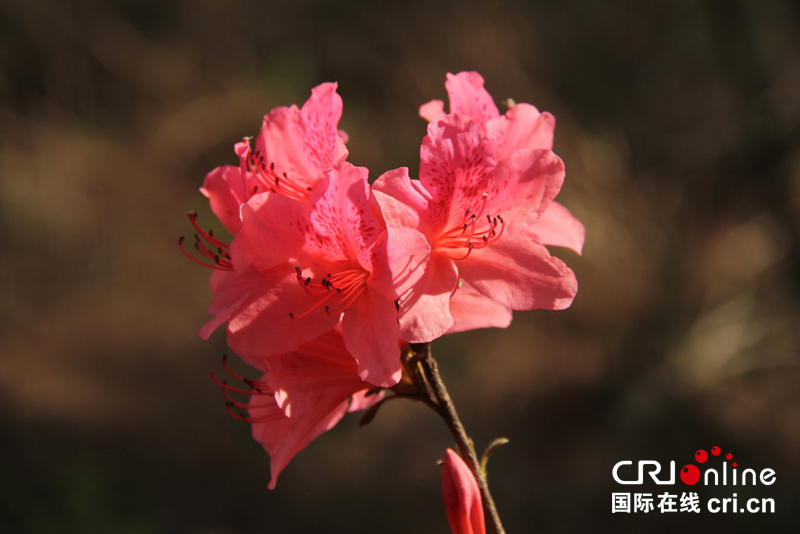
[{"left": 1, "top": 0, "right": 799, "bottom": 532}]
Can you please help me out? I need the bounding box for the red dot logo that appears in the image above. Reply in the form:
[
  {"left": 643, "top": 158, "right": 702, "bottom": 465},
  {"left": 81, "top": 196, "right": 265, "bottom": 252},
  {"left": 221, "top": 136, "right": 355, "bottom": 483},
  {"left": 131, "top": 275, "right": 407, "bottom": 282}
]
[
  {"left": 711, "top": 446, "right": 721, "bottom": 456},
  {"left": 732, "top": 462, "right": 738, "bottom": 467},
  {"left": 695, "top": 449, "right": 708, "bottom": 463},
  {"left": 680, "top": 464, "right": 701, "bottom": 485},
  {"left": 726, "top": 453, "right": 733, "bottom": 460}
]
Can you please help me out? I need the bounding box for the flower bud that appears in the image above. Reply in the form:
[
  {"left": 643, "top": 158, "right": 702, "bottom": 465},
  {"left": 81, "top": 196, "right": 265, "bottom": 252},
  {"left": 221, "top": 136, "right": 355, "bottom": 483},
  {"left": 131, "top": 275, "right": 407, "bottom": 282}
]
[{"left": 441, "top": 449, "right": 485, "bottom": 534}]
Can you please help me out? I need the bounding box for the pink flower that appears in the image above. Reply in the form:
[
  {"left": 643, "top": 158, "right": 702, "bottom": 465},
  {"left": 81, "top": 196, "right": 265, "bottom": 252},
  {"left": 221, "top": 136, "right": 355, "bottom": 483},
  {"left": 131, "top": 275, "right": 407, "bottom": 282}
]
[
  {"left": 421, "top": 70, "right": 584, "bottom": 266},
  {"left": 213, "top": 328, "right": 382, "bottom": 489},
  {"left": 373, "top": 111, "right": 583, "bottom": 343},
  {"left": 201, "top": 82, "right": 349, "bottom": 234},
  {"left": 421, "top": 72, "right": 585, "bottom": 247},
  {"left": 442, "top": 449, "right": 485, "bottom": 534},
  {"left": 200, "top": 162, "right": 430, "bottom": 387}
]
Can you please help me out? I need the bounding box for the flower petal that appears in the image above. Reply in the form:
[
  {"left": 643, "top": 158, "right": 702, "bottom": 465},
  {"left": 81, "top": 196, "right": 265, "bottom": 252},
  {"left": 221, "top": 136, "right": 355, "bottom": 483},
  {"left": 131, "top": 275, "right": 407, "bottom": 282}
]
[
  {"left": 232, "top": 192, "right": 311, "bottom": 275},
  {"left": 200, "top": 165, "right": 247, "bottom": 234},
  {"left": 484, "top": 103, "right": 555, "bottom": 160},
  {"left": 249, "top": 382, "right": 349, "bottom": 490},
  {"left": 225, "top": 266, "right": 342, "bottom": 361},
  {"left": 442, "top": 449, "right": 486, "bottom": 534},
  {"left": 373, "top": 167, "right": 430, "bottom": 231},
  {"left": 420, "top": 115, "right": 496, "bottom": 232},
  {"left": 300, "top": 82, "right": 349, "bottom": 171},
  {"left": 246, "top": 386, "right": 292, "bottom": 489},
  {"left": 447, "top": 281, "right": 512, "bottom": 334},
  {"left": 255, "top": 105, "right": 318, "bottom": 191},
  {"left": 342, "top": 289, "right": 403, "bottom": 388},
  {"left": 198, "top": 269, "right": 256, "bottom": 341},
  {"left": 251, "top": 83, "right": 348, "bottom": 199},
  {"left": 309, "top": 163, "right": 382, "bottom": 261},
  {"left": 445, "top": 71, "right": 499, "bottom": 125},
  {"left": 247, "top": 328, "right": 377, "bottom": 489},
  {"left": 484, "top": 148, "right": 565, "bottom": 220},
  {"left": 529, "top": 201, "right": 585, "bottom": 255},
  {"left": 420, "top": 99, "right": 446, "bottom": 122},
  {"left": 458, "top": 235, "right": 578, "bottom": 310},
  {"left": 398, "top": 253, "right": 459, "bottom": 343},
  {"left": 268, "top": 329, "right": 370, "bottom": 419},
  {"left": 368, "top": 227, "right": 431, "bottom": 301}
]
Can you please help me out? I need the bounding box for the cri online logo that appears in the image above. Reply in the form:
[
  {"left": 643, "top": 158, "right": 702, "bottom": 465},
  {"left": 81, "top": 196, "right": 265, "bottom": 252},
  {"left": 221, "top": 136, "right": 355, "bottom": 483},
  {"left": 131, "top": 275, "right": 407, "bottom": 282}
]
[{"left": 613, "top": 446, "right": 776, "bottom": 487}]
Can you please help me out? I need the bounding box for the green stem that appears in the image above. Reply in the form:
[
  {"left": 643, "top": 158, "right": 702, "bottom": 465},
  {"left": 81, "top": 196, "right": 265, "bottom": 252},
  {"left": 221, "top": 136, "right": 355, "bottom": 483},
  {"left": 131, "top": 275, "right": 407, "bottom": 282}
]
[{"left": 409, "top": 343, "right": 506, "bottom": 534}]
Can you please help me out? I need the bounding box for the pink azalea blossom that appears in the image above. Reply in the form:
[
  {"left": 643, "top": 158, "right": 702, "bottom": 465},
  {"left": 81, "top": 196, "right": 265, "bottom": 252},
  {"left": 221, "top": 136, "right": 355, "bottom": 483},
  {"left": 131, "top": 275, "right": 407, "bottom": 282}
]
[
  {"left": 201, "top": 82, "right": 349, "bottom": 234},
  {"left": 420, "top": 71, "right": 584, "bottom": 256},
  {"left": 442, "top": 449, "right": 486, "bottom": 534},
  {"left": 200, "top": 162, "right": 430, "bottom": 387},
  {"left": 373, "top": 111, "right": 584, "bottom": 343},
  {"left": 213, "top": 328, "right": 382, "bottom": 489}
]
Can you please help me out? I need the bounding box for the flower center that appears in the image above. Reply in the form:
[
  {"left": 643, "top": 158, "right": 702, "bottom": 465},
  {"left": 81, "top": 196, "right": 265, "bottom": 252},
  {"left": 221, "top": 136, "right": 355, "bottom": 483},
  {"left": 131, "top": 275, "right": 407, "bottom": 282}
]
[
  {"left": 289, "top": 266, "right": 369, "bottom": 319},
  {"left": 436, "top": 194, "right": 505, "bottom": 260},
  {"left": 179, "top": 212, "right": 233, "bottom": 270},
  {"left": 244, "top": 143, "right": 314, "bottom": 202}
]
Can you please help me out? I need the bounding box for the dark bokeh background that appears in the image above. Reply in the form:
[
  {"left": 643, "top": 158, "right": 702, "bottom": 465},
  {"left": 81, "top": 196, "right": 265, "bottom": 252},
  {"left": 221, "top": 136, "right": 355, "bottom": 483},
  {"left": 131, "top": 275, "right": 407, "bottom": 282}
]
[{"left": 2, "top": 0, "right": 800, "bottom": 532}]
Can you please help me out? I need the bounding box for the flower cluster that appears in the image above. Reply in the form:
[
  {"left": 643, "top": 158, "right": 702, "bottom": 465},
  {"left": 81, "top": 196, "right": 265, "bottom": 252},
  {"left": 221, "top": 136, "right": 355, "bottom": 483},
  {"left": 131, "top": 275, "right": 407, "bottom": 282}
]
[{"left": 188, "top": 72, "right": 584, "bottom": 488}]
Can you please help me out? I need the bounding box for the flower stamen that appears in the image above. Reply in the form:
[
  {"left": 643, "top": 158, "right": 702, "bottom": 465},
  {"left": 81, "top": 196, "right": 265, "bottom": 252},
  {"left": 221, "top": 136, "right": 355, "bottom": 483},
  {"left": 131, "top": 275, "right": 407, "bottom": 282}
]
[
  {"left": 436, "top": 196, "right": 505, "bottom": 259},
  {"left": 211, "top": 355, "right": 278, "bottom": 424},
  {"left": 289, "top": 266, "right": 369, "bottom": 319},
  {"left": 243, "top": 142, "right": 314, "bottom": 202},
  {"left": 179, "top": 213, "right": 233, "bottom": 270}
]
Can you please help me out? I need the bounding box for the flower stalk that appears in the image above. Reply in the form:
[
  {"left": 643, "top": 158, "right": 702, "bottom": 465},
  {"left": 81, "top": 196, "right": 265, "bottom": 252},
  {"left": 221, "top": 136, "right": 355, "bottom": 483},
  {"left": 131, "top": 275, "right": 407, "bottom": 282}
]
[{"left": 408, "top": 343, "right": 507, "bottom": 534}]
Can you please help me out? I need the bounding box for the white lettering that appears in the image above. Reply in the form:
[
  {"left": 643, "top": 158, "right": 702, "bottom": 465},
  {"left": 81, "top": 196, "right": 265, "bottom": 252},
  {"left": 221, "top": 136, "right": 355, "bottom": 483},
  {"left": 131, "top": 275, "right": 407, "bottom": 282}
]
[
  {"left": 761, "top": 498, "right": 775, "bottom": 513},
  {"left": 612, "top": 461, "right": 637, "bottom": 484},
  {"left": 742, "top": 469, "right": 757, "bottom": 485},
  {"left": 747, "top": 498, "right": 759, "bottom": 513},
  {"left": 612, "top": 461, "right": 674, "bottom": 485},
  {"left": 708, "top": 498, "right": 720, "bottom": 513}
]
